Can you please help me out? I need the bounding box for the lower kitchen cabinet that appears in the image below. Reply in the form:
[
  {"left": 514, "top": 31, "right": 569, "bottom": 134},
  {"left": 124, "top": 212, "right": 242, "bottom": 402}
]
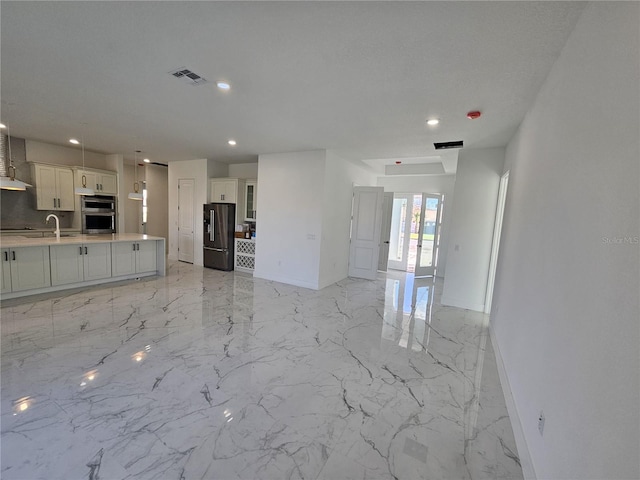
[
  {"left": 234, "top": 238, "right": 256, "bottom": 273},
  {"left": 1, "top": 246, "right": 51, "bottom": 293},
  {"left": 50, "top": 243, "right": 112, "bottom": 286},
  {"left": 111, "top": 241, "right": 157, "bottom": 277}
]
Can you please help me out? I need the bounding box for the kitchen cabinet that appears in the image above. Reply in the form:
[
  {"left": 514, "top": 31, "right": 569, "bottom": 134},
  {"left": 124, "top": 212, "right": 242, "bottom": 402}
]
[
  {"left": 210, "top": 178, "right": 244, "bottom": 203},
  {"left": 32, "top": 164, "right": 75, "bottom": 211},
  {"left": 244, "top": 180, "right": 257, "bottom": 221},
  {"left": 111, "top": 240, "right": 157, "bottom": 276},
  {"left": 76, "top": 168, "right": 117, "bottom": 195},
  {"left": 209, "top": 178, "right": 246, "bottom": 225},
  {"left": 0, "top": 235, "right": 165, "bottom": 300},
  {"left": 50, "top": 242, "right": 112, "bottom": 286},
  {"left": 1, "top": 246, "right": 51, "bottom": 293},
  {"left": 234, "top": 238, "right": 256, "bottom": 274}
]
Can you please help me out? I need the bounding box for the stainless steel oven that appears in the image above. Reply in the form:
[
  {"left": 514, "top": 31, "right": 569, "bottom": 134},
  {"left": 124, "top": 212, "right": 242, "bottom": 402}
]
[{"left": 81, "top": 195, "right": 116, "bottom": 234}]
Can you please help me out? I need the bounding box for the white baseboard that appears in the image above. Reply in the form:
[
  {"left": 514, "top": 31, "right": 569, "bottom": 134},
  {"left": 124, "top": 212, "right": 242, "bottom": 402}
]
[
  {"left": 489, "top": 325, "right": 537, "bottom": 480},
  {"left": 252, "top": 270, "right": 319, "bottom": 290},
  {"left": 440, "top": 295, "right": 485, "bottom": 312}
]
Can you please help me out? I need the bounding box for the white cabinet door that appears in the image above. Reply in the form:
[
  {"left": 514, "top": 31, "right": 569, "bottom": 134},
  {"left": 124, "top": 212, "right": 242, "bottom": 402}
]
[
  {"left": 210, "top": 180, "right": 228, "bottom": 202},
  {"left": 56, "top": 167, "right": 75, "bottom": 211},
  {"left": 210, "top": 179, "right": 238, "bottom": 203},
  {"left": 136, "top": 241, "right": 157, "bottom": 273},
  {"left": 99, "top": 173, "right": 117, "bottom": 195},
  {"left": 78, "top": 170, "right": 98, "bottom": 191},
  {"left": 35, "top": 164, "right": 58, "bottom": 210},
  {"left": 111, "top": 242, "right": 137, "bottom": 276},
  {"left": 34, "top": 164, "right": 74, "bottom": 211},
  {"left": 1, "top": 249, "right": 12, "bottom": 294},
  {"left": 244, "top": 180, "right": 257, "bottom": 220},
  {"left": 50, "top": 244, "right": 84, "bottom": 286},
  {"left": 83, "top": 243, "right": 112, "bottom": 281},
  {"left": 9, "top": 246, "right": 51, "bottom": 291}
]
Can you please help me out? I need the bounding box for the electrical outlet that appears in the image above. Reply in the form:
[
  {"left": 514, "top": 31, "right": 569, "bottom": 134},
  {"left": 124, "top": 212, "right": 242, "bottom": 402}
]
[{"left": 538, "top": 411, "right": 545, "bottom": 435}]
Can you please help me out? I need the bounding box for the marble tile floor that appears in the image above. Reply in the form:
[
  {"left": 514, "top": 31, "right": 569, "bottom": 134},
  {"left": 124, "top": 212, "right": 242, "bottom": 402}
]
[{"left": 0, "top": 261, "right": 523, "bottom": 480}]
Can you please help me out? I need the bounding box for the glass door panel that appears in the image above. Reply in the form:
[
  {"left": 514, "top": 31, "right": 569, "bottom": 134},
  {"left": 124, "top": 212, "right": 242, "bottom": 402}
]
[
  {"left": 414, "top": 194, "right": 442, "bottom": 277},
  {"left": 388, "top": 197, "right": 410, "bottom": 271}
]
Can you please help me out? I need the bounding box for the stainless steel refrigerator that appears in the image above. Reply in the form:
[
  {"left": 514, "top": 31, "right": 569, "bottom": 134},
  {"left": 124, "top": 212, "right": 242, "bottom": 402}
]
[{"left": 203, "top": 203, "right": 235, "bottom": 271}]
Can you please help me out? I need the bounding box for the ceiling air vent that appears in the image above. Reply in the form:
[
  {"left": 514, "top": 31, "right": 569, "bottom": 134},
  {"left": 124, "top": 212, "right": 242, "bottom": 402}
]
[
  {"left": 169, "top": 67, "right": 208, "bottom": 86},
  {"left": 434, "top": 140, "right": 464, "bottom": 150}
]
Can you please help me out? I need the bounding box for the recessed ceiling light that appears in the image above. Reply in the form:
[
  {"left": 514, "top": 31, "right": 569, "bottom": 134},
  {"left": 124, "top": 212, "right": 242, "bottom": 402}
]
[
  {"left": 426, "top": 119, "right": 440, "bottom": 126},
  {"left": 228, "top": 140, "right": 236, "bottom": 146},
  {"left": 217, "top": 82, "right": 231, "bottom": 91},
  {"left": 143, "top": 158, "right": 150, "bottom": 163},
  {"left": 69, "top": 138, "right": 80, "bottom": 144}
]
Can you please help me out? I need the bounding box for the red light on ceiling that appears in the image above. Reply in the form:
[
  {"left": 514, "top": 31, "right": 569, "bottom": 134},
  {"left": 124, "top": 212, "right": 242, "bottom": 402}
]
[
  {"left": 466, "top": 110, "right": 482, "bottom": 120},
  {"left": 395, "top": 161, "right": 402, "bottom": 165}
]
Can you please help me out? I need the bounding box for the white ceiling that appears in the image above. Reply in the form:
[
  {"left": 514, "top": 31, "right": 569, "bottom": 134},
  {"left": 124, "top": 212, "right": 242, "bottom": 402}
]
[{"left": 1, "top": 1, "right": 586, "bottom": 168}]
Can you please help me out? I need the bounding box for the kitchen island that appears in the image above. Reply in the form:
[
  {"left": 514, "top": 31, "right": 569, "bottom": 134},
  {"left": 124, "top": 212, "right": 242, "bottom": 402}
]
[{"left": 1, "top": 234, "right": 166, "bottom": 300}]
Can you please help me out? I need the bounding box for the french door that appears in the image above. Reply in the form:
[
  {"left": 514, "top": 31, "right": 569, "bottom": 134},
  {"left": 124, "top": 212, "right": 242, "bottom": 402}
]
[
  {"left": 414, "top": 194, "right": 442, "bottom": 277},
  {"left": 387, "top": 193, "right": 443, "bottom": 276}
]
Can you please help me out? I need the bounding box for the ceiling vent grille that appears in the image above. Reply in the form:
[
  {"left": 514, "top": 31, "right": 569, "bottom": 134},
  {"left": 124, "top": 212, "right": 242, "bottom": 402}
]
[
  {"left": 169, "top": 67, "right": 208, "bottom": 86},
  {"left": 434, "top": 140, "right": 464, "bottom": 150}
]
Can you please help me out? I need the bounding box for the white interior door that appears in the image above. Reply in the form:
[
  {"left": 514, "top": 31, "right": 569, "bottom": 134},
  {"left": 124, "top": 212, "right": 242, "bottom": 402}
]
[
  {"left": 414, "top": 194, "right": 443, "bottom": 277},
  {"left": 178, "top": 178, "right": 194, "bottom": 263},
  {"left": 378, "top": 192, "right": 393, "bottom": 272},
  {"left": 348, "top": 186, "right": 384, "bottom": 280}
]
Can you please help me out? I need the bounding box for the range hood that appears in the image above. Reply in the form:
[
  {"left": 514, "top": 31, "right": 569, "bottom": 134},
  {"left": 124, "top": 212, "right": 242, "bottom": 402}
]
[{"left": 0, "top": 132, "right": 32, "bottom": 191}]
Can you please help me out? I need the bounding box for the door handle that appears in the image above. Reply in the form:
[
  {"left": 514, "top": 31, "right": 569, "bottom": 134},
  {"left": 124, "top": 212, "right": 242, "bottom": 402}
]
[
  {"left": 383, "top": 241, "right": 390, "bottom": 244},
  {"left": 133, "top": 243, "right": 136, "bottom": 251},
  {"left": 417, "top": 244, "right": 422, "bottom": 248},
  {"left": 79, "top": 246, "right": 83, "bottom": 255},
  {"left": 4, "top": 251, "right": 8, "bottom": 261},
  {"left": 12, "top": 251, "right": 16, "bottom": 261},
  {"left": 136, "top": 243, "right": 140, "bottom": 251},
  {"left": 210, "top": 210, "right": 215, "bottom": 242},
  {"left": 84, "top": 246, "right": 88, "bottom": 255}
]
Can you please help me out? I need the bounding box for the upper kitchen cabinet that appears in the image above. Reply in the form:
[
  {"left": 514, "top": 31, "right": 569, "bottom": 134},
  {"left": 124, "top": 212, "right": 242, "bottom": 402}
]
[
  {"left": 31, "top": 163, "right": 75, "bottom": 211},
  {"left": 244, "top": 180, "right": 257, "bottom": 221},
  {"left": 75, "top": 168, "right": 117, "bottom": 195},
  {"left": 210, "top": 178, "right": 244, "bottom": 203},
  {"left": 209, "top": 178, "right": 246, "bottom": 224}
]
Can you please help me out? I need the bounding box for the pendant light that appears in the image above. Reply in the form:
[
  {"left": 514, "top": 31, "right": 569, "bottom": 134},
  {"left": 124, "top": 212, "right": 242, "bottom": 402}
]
[
  {"left": 0, "top": 124, "right": 33, "bottom": 191},
  {"left": 74, "top": 131, "right": 95, "bottom": 196},
  {"left": 128, "top": 150, "right": 143, "bottom": 200}
]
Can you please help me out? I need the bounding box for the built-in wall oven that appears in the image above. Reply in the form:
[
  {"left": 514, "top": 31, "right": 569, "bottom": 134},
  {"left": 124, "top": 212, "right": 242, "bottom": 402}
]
[{"left": 81, "top": 195, "right": 116, "bottom": 234}]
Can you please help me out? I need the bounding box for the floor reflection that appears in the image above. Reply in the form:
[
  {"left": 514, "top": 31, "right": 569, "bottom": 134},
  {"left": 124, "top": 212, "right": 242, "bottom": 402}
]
[{"left": 382, "top": 271, "right": 434, "bottom": 353}]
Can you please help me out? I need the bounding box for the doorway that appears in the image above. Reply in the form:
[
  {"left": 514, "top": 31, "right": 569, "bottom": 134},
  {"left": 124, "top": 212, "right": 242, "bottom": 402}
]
[
  {"left": 387, "top": 192, "right": 443, "bottom": 276},
  {"left": 484, "top": 171, "right": 509, "bottom": 313}
]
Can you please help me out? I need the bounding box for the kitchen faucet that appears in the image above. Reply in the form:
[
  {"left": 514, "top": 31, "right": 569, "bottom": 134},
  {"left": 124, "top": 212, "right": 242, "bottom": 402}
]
[{"left": 46, "top": 214, "right": 60, "bottom": 241}]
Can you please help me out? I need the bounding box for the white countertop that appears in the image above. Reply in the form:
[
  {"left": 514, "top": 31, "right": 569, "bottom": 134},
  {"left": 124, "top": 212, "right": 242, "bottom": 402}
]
[{"left": 0, "top": 233, "right": 165, "bottom": 248}]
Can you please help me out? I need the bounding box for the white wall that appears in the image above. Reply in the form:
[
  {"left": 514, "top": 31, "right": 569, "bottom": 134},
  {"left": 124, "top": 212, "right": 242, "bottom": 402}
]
[
  {"left": 376, "top": 174, "right": 456, "bottom": 277},
  {"left": 168, "top": 158, "right": 209, "bottom": 266},
  {"left": 145, "top": 164, "right": 168, "bottom": 248},
  {"left": 441, "top": 147, "right": 505, "bottom": 311},
  {"left": 254, "top": 151, "right": 326, "bottom": 289},
  {"left": 491, "top": 3, "right": 639, "bottom": 479},
  {"left": 319, "top": 151, "right": 377, "bottom": 288},
  {"left": 25, "top": 140, "right": 110, "bottom": 170},
  {"left": 122, "top": 164, "right": 143, "bottom": 234},
  {"left": 228, "top": 162, "right": 258, "bottom": 179}
]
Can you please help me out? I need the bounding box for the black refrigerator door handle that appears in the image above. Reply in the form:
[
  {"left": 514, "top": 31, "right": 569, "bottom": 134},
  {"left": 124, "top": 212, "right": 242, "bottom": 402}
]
[{"left": 210, "top": 209, "right": 215, "bottom": 243}]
